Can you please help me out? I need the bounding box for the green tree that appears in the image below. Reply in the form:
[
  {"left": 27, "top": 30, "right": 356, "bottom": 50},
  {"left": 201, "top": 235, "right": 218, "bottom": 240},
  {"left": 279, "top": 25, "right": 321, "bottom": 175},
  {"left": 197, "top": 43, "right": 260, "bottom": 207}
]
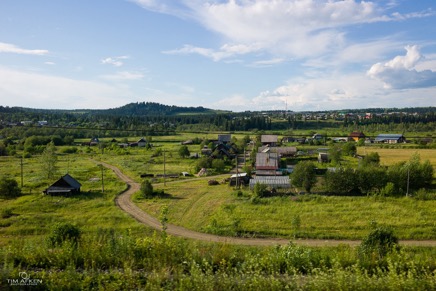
[
  {"left": 178, "top": 145, "right": 190, "bottom": 158},
  {"left": 212, "top": 159, "right": 226, "bottom": 173},
  {"left": 324, "top": 167, "right": 358, "bottom": 195},
  {"left": 357, "top": 165, "right": 387, "bottom": 195},
  {"left": 292, "top": 161, "right": 317, "bottom": 193},
  {"left": 329, "top": 144, "right": 342, "bottom": 165},
  {"left": 342, "top": 142, "right": 357, "bottom": 156},
  {"left": 141, "top": 179, "right": 154, "bottom": 198},
  {"left": 41, "top": 141, "right": 58, "bottom": 180},
  {"left": 0, "top": 176, "right": 21, "bottom": 199},
  {"left": 361, "top": 152, "right": 380, "bottom": 167}
]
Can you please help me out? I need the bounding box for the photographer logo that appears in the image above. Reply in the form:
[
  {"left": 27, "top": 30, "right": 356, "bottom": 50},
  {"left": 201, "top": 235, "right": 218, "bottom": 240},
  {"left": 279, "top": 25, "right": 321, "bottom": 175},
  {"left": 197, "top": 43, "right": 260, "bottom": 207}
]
[{"left": 7, "top": 271, "right": 43, "bottom": 286}]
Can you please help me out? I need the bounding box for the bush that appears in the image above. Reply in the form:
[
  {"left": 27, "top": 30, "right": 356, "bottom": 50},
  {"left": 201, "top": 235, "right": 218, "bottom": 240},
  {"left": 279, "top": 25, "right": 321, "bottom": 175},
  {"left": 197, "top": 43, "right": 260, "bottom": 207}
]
[
  {"left": 48, "top": 222, "right": 81, "bottom": 247},
  {"left": 141, "top": 180, "right": 154, "bottom": 198},
  {"left": 1, "top": 208, "right": 14, "bottom": 218},
  {"left": 0, "top": 176, "right": 21, "bottom": 199},
  {"left": 253, "top": 182, "right": 268, "bottom": 198},
  {"left": 359, "top": 227, "right": 398, "bottom": 260}
]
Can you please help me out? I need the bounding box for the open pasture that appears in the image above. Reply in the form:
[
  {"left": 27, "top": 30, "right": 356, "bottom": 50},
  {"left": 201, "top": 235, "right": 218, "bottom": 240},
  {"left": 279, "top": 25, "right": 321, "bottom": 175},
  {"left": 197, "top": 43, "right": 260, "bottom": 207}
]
[{"left": 357, "top": 147, "right": 436, "bottom": 167}]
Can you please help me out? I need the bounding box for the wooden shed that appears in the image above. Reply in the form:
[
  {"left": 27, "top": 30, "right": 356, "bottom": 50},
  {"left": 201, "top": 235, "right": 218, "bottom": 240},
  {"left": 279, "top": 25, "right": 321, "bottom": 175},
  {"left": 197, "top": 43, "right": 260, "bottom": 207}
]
[{"left": 43, "top": 174, "right": 82, "bottom": 196}]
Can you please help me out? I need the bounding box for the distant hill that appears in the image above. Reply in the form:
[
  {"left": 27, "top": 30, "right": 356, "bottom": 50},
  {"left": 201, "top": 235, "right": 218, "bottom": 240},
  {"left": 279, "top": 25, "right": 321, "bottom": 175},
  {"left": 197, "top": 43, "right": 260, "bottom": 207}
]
[
  {"left": 0, "top": 102, "right": 219, "bottom": 116},
  {"left": 100, "top": 102, "right": 216, "bottom": 116}
]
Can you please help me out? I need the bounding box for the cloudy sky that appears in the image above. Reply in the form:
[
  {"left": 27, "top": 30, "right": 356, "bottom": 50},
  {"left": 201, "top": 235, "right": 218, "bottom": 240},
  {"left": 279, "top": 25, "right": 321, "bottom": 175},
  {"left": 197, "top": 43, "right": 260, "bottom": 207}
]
[{"left": 1, "top": 0, "right": 435, "bottom": 111}]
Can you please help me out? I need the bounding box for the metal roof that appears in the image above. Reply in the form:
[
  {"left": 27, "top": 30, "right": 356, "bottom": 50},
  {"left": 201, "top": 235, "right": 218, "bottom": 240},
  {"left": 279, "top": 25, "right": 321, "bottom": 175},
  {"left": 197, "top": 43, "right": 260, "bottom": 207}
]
[
  {"left": 261, "top": 135, "right": 278, "bottom": 143},
  {"left": 256, "top": 152, "right": 279, "bottom": 169}
]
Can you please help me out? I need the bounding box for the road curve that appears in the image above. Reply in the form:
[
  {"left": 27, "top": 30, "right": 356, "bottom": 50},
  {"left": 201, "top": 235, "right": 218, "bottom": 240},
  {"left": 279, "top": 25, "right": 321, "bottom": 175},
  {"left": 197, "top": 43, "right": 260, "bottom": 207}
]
[{"left": 100, "top": 161, "right": 436, "bottom": 247}]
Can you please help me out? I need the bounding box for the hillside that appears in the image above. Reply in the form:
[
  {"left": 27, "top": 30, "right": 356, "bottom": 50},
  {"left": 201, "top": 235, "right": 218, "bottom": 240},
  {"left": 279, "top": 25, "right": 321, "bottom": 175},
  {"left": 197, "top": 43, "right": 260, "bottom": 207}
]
[{"left": 0, "top": 102, "right": 218, "bottom": 116}]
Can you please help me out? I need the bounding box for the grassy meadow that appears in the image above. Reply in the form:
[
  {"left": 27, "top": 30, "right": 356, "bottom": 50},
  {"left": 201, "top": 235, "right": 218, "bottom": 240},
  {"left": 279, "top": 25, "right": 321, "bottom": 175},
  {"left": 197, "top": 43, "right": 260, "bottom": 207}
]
[{"left": 1, "top": 137, "right": 436, "bottom": 289}]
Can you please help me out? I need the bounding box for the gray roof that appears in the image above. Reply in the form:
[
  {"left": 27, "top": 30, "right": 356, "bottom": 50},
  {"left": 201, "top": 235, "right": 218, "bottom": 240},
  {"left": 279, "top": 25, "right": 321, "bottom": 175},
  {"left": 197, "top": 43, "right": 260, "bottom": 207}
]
[
  {"left": 256, "top": 153, "right": 279, "bottom": 169},
  {"left": 261, "top": 135, "right": 278, "bottom": 143},
  {"left": 375, "top": 134, "right": 405, "bottom": 141},
  {"left": 62, "top": 174, "right": 82, "bottom": 189},
  {"left": 218, "top": 134, "right": 231, "bottom": 142}
]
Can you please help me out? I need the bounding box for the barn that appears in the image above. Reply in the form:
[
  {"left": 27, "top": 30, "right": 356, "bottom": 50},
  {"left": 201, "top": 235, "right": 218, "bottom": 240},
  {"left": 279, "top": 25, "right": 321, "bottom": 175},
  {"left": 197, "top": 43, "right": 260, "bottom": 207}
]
[{"left": 43, "top": 174, "right": 82, "bottom": 196}]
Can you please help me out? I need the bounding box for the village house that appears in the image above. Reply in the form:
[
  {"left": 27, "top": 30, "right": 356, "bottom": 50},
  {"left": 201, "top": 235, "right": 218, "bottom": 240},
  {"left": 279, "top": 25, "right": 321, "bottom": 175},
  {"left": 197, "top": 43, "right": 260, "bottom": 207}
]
[
  {"left": 348, "top": 131, "right": 366, "bottom": 142},
  {"left": 43, "top": 174, "right": 82, "bottom": 196},
  {"left": 261, "top": 135, "right": 278, "bottom": 147},
  {"left": 255, "top": 152, "right": 280, "bottom": 176},
  {"left": 374, "top": 134, "right": 406, "bottom": 144}
]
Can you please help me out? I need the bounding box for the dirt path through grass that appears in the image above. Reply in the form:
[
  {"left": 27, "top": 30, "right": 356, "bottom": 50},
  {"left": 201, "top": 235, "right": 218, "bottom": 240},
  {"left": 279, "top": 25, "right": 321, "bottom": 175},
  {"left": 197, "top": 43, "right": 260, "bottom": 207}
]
[{"left": 101, "top": 161, "right": 436, "bottom": 247}]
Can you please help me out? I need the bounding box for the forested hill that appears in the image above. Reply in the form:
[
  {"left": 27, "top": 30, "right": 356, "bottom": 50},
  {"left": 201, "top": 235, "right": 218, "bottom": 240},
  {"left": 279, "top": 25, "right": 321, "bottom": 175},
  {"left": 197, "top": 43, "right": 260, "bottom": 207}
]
[
  {"left": 0, "top": 102, "right": 217, "bottom": 116},
  {"left": 101, "top": 102, "right": 216, "bottom": 116}
]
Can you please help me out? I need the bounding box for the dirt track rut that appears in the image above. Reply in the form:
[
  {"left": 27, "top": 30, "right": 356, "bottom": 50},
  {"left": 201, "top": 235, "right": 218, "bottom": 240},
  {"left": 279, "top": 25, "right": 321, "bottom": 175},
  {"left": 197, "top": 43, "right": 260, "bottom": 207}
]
[{"left": 100, "top": 161, "right": 436, "bottom": 247}]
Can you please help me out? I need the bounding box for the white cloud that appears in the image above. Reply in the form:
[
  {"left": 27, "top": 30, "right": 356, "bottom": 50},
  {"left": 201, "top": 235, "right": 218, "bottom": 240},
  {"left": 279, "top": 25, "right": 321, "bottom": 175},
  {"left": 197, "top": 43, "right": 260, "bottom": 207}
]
[
  {"left": 133, "top": 1, "right": 434, "bottom": 64},
  {"left": 0, "top": 42, "right": 49, "bottom": 55},
  {"left": 101, "top": 55, "right": 130, "bottom": 67},
  {"left": 368, "top": 45, "right": 436, "bottom": 89},
  {"left": 100, "top": 71, "right": 145, "bottom": 81},
  {"left": 163, "top": 43, "right": 261, "bottom": 61},
  {"left": 0, "top": 66, "right": 133, "bottom": 109}
]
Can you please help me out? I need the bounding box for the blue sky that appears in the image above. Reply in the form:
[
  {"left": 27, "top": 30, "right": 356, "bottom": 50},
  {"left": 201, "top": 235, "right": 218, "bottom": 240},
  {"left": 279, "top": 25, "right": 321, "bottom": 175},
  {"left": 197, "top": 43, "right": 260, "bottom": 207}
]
[{"left": 1, "top": 0, "right": 435, "bottom": 111}]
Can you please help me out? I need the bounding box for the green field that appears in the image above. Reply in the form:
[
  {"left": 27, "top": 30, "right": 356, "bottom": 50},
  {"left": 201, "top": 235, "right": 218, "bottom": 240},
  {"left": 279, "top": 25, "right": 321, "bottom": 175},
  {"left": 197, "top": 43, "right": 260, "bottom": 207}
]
[{"left": 1, "top": 140, "right": 435, "bottom": 289}]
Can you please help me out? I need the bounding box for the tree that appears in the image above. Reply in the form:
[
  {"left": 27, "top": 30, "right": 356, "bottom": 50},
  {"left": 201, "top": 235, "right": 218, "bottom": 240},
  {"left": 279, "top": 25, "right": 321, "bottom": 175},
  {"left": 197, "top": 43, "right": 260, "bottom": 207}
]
[
  {"left": 324, "top": 167, "right": 358, "bottom": 195},
  {"left": 357, "top": 165, "right": 387, "bottom": 195},
  {"left": 329, "top": 144, "right": 342, "bottom": 165},
  {"left": 0, "top": 176, "right": 21, "bottom": 198},
  {"left": 292, "top": 161, "right": 317, "bottom": 193},
  {"left": 141, "top": 179, "right": 154, "bottom": 198},
  {"left": 212, "top": 159, "right": 226, "bottom": 173},
  {"left": 342, "top": 142, "right": 357, "bottom": 156},
  {"left": 178, "top": 145, "right": 190, "bottom": 158},
  {"left": 41, "top": 142, "right": 58, "bottom": 180},
  {"left": 361, "top": 152, "right": 380, "bottom": 167}
]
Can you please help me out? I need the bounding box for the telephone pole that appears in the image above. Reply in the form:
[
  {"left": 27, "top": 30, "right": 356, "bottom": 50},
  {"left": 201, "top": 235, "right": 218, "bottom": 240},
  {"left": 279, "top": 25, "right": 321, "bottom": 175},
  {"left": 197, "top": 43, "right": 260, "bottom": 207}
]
[{"left": 20, "top": 157, "right": 24, "bottom": 188}]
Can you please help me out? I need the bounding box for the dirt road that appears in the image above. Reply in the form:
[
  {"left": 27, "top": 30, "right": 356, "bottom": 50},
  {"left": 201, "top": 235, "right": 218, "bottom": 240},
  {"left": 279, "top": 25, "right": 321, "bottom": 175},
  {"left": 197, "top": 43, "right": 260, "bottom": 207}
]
[{"left": 101, "top": 161, "right": 436, "bottom": 247}]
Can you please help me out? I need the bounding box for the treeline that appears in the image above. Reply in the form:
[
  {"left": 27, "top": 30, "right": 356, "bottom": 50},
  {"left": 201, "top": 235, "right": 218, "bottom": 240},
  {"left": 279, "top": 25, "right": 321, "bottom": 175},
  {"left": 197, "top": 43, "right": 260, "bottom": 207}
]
[{"left": 1, "top": 105, "right": 436, "bottom": 138}]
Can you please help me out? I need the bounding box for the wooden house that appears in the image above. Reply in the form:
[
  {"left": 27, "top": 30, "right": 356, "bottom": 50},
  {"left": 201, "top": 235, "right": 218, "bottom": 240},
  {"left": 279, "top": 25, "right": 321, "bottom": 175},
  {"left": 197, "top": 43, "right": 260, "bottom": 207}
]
[
  {"left": 374, "top": 134, "right": 406, "bottom": 144},
  {"left": 137, "top": 137, "right": 147, "bottom": 147},
  {"left": 255, "top": 152, "right": 280, "bottom": 176},
  {"left": 218, "top": 134, "right": 231, "bottom": 144},
  {"left": 261, "top": 135, "right": 278, "bottom": 146},
  {"left": 43, "top": 174, "right": 82, "bottom": 196},
  {"left": 348, "top": 131, "right": 366, "bottom": 142}
]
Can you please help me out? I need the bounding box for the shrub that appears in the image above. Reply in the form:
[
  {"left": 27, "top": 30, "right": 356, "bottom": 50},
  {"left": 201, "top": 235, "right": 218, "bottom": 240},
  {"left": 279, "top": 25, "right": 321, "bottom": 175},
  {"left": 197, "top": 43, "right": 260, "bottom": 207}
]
[
  {"left": 253, "top": 182, "right": 268, "bottom": 198},
  {"left": 359, "top": 227, "right": 399, "bottom": 260},
  {"left": 1, "top": 208, "right": 14, "bottom": 218},
  {"left": 141, "top": 180, "right": 154, "bottom": 198},
  {"left": 0, "top": 176, "right": 21, "bottom": 199},
  {"left": 292, "top": 161, "right": 317, "bottom": 193},
  {"left": 48, "top": 222, "right": 81, "bottom": 247}
]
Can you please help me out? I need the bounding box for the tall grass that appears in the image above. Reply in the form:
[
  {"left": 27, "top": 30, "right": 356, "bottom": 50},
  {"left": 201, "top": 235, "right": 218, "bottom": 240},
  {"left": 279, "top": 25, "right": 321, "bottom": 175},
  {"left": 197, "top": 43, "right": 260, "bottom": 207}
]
[{"left": 1, "top": 230, "right": 435, "bottom": 290}]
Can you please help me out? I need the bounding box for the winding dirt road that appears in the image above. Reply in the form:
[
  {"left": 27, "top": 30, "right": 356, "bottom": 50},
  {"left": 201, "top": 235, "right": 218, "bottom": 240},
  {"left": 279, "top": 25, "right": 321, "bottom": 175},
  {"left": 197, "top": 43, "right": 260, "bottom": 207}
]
[{"left": 101, "top": 161, "right": 436, "bottom": 247}]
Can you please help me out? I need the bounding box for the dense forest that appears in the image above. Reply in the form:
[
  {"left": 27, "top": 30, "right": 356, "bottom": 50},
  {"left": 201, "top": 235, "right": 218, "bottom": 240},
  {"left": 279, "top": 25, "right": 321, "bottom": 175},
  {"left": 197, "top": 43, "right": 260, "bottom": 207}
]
[{"left": 0, "top": 103, "right": 435, "bottom": 142}]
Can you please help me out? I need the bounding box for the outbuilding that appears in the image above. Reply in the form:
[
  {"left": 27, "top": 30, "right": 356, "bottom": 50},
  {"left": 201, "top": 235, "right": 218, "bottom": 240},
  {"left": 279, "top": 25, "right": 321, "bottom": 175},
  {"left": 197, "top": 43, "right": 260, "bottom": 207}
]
[{"left": 43, "top": 174, "right": 82, "bottom": 196}]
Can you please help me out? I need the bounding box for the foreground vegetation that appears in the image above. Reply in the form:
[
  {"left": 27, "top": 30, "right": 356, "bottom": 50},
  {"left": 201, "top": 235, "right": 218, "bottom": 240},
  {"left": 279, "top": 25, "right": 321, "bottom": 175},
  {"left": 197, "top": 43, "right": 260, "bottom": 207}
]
[{"left": 1, "top": 227, "right": 436, "bottom": 290}]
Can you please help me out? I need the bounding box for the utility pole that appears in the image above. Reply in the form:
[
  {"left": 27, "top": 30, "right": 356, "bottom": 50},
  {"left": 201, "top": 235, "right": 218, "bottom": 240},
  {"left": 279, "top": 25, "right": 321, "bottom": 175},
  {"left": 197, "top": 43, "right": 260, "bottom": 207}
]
[
  {"left": 163, "top": 150, "right": 166, "bottom": 186},
  {"left": 406, "top": 168, "right": 410, "bottom": 197},
  {"left": 99, "top": 164, "right": 105, "bottom": 193},
  {"left": 20, "top": 156, "right": 24, "bottom": 188}
]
